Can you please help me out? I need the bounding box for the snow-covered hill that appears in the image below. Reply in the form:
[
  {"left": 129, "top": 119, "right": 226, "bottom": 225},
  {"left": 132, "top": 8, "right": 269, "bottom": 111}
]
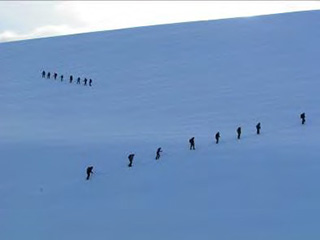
[{"left": 1, "top": 11, "right": 320, "bottom": 240}]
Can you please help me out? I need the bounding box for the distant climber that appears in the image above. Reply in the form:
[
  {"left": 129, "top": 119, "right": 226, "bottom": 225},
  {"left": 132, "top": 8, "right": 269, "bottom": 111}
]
[
  {"left": 54, "top": 72, "right": 57, "bottom": 80},
  {"left": 69, "top": 75, "right": 73, "bottom": 83},
  {"left": 77, "top": 77, "right": 81, "bottom": 84},
  {"left": 256, "top": 122, "right": 261, "bottom": 135},
  {"left": 89, "top": 79, "right": 92, "bottom": 86},
  {"left": 237, "top": 127, "right": 242, "bottom": 139},
  {"left": 60, "top": 75, "right": 64, "bottom": 81},
  {"left": 215, "top": 132, "right": 220, "bottom": 144},
  {"left": 300, "top": 112, "right": 306, "bottom": 125},
  {"left": 189, "top": 137, "right": 195, "bottom": 150},
  {"left": 128, "top": 154, "right": 135, "bottom": 167},
  {"left": 86, "top": 166, "right": 94, "bottom": 180},
  {"left": 42, "top": 70, "right": 46, "bottom": 78},
  {"left": 84, "top": 78, "right": 88, "bottom": 86},
  {"left": 47, "top": 72, "right": 51, "bottom": 79},
  {"left": 155, "top": 147, "right": 162, "bottom": 160}
]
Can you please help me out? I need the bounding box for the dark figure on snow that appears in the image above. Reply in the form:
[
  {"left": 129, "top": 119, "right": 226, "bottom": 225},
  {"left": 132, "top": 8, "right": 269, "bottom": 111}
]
[
  {"left": 84, "top": 78, "right": 88, "bottom": 86},
  {"left": 300, "top": 112, "right": 306, "bottom": 125},
  {"left": 237, "top": 127, "right": 242, "bottom": 139},
  {"left": 77, "top": 77, "right": 81, "bottom": 84},
  {"left": 54, "top": 72, "right": 57, "bottom": 80},
  {"left": 256, "top": 122, "right": 261, "bottom": 135},
  {"left": 47, "top": 72, "right": 51, "bottom": 79},
  {"left": 89, "top": 79, "right": 92, "bottom": 86},
  {"left": 60, "top": 75, "right": 64, "bottom": 81},
  {"left": 155, "top": 147, "right": 162, "bottom": 160},
  {"left": 86, "top": 166, "right": 94, "bottom": 180},
  {"left": 189, "top": 137, "right": 195, "bottom": 150},
  {"left": 215, "top": 132, "right": 220, "bottom": 144},
  {"left": 42, "top": 70, "right": 46, "bottom": 78},
  {"left": 128, "top": 154, "right": 135, "bottom": 167},
  {"left": 69, "top": 75, "right": 73, "bottom": 83}
]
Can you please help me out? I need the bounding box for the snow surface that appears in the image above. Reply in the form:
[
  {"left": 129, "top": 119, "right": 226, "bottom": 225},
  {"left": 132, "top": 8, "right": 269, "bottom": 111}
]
[{"left": 1, "top": 11, "right": 320, "bottom": 240}]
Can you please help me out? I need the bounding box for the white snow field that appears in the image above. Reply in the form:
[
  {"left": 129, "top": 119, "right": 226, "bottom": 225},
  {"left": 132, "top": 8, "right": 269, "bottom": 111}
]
[{"left": 1, "top": 10, "right": 320, "bottom": 240}]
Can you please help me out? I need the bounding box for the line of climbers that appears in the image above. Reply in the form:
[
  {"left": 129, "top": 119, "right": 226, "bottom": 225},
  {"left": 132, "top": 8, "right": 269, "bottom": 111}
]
[
  {"left": 85, "top": 113, "right": 306, "bottom": 180},
  {"left": 41, "top": 70, "right": 93, "bottom": 87},
  {"left": 189, "top": 122, "right": 262, "bottom": 150}
]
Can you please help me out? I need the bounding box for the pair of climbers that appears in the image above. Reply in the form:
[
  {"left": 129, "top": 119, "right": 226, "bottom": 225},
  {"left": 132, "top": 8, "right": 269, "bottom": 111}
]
[
  {"left": 188, "top": 134, "right": 220, "bottom": 149},
  {"left": 42, "top": 71, "right": 51, "bottom": 79},
  {"left": 53, "top": 72, "right": 63, "bottom": 81},
  {"left": 127, "top": 147, "right": 163, "bottom": 168},
  {"left": 236, "top": 123, "right": 260, "bottom": 139},
  {"left": 75, "top": 77, "right": 92, "bottom": 86},
  {"left": 236, "top": 123, "right": 260, "bottom": 140}
]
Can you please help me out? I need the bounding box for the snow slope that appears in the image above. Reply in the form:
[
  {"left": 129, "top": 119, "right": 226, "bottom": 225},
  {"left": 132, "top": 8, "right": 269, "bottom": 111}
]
[{"left": 1, "top": 11, "right": 320, "bottom": 240}]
